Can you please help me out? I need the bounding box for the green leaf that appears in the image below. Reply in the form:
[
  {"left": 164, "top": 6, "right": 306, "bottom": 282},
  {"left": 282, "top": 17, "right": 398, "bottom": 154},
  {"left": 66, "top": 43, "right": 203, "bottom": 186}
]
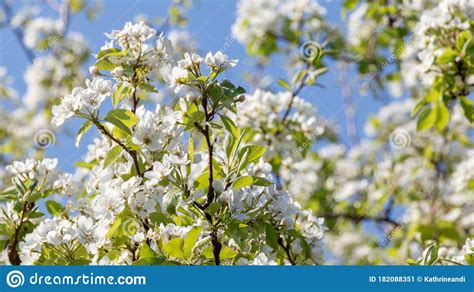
[
  {"left": 252, "top": 176, "right": 273, "bottom": 186},
  {"left": 45, "top": 201, "right": 64, "bottom": 217},
  {"left": 220, "top": 114, "right": 240, "bottom": 138},
  {"left": 456, "top": 31, "right": 472, "bottom": 52},
  {"left": 238, "top": 145, "right": 266, "bottom": 168},
  {"left": 95, "top": 58, "right": 116, "bottom": 71},
  {"left": 183, "top": 227, "right": 202, "bottom": 259},
  {"left": 246, "top": 145, "right": 266, "bottom": 163},
  {"left": 224, "top": 134, "right": 235, "bottom": 159},
  {"left": 423, "top": 243, "right": 439, "bottom": 266},
  {"left": 97, "top": 48, "right": 122, "bottom": 60},
  {"left": 264, "top": 223, "right": 279, "bottom": 250},
  {"left": 112, "top": 83, "right": 130, "bottom": 108},
  {"left": 205, "top": 202, "right": 221, "bottom": 216},
  {"left": 132, "top": 256, "right": 166, "bottom": 265},
  {"left": 435, "top": 102, "right": 450, "bottom": 131},
  {"left": 219, "top": 246, "right": 237, "bottom": 259},
  {"left": 412, "top": 100, "right": 426, "bottom": 116},
  {"left": 417, "top": 108, "right": 437, "bottom": 131},
  {"left": 232, "top": 175, "right": 272, "bottom": 189},
  {"left": 194, "top": 171, "right": 210, "bottom": 190},
  {"left": 343, "top": 0, "right": 358, "bottom": 11},
  {"left": 194, "top": 76, "right": 208, "bottom": 83},
  {"left": 201, "top": 246, "right": 214, "bottom": 259},
  {"left": 465, "top": 253, "right": 474, "bottom": 265},
  {"left": 105, "top": 116, "right": 131, "bottom": 136},
  {"left": 424, "top": 88, "right": 441, "bottom": 103},
  {"left": 148, "top": 212, "right": 174, "bottom": 226},
  {"left": 139, "top": 242, "right": 155, "bottom": 259},
  {"left": 406, "top": 258, "right": 420, "bottom": 266},
  {"left": 277, "top": 79, "right": 291, "bottom": 91},
  {"left": 139, "top": 83, "right": 158, "bottom": 93},
  {"left": 69, "top": 0, "right": 84, "bottom": 12},
  {"left": 460, "top": 96, "right": 474, "bottom": 122},
  {"left": 163, "top": 189, "right": 182, "bottom": 215},
  {"left": 437, "top": 49, "right": 458, "bottom": 64},
  {"left": 220, "top": 79, "right": 246, "bottom": 98},
  {"left": 75, "top": 160, "right": 97, "bottom": 170},
  {"left": 104, "top": 145, "right": 122, "bottom": 168},
  {"left": 106, "top": 218, "right": 122, "bottom": 238},
  {"left": 163, "top": 238, "right": 185, "bottom": 260},
  {"left": 232, "top": 176, "right": 254, "bottom": 189},
  {"left": 106, "top": 109, "right": 137, "bottom": 129},
  {"left": 75, "top": 120, "right": 92, "bottom": 147}
]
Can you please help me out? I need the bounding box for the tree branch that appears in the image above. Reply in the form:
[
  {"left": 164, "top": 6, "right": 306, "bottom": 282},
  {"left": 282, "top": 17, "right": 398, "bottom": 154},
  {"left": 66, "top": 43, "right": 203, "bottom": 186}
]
[
  {"left": 323, "top": 212, "right": 401, "bottom": 227},
  {"left": 94, "top": 120, "right": 141, "bottom": 176},
  {"left": 8, "top": 201, "right": 32, "bottom": 265}
]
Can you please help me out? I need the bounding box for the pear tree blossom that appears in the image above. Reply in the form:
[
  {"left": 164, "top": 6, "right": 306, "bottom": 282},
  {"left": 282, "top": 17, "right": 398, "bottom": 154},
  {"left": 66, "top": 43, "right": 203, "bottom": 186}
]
[{"left": 0, "top": 0, "right": 472, "bottom": 267}]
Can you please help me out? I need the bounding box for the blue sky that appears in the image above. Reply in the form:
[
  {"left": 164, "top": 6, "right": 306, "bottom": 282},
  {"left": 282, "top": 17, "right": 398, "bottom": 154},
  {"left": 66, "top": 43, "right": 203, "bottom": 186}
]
[{"left": 0, "top": 0, "right": 386, "bottom": 172}]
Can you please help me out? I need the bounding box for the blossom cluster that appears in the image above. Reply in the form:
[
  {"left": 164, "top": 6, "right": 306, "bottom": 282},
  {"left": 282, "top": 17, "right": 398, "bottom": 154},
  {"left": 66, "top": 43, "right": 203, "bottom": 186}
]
[
  {"left": 401, "top": 0, "right": 474, "bottom": 89},
  {"left": 52, "top": 78, "right": 112, "bottom": 126},
  {"left": 232, "top": 0, "right": 327, "bottom": 56},
  {"left": 233, "top": 89, "right": 321, "bottom": 156},
  {"left": 0, "top": 20, "right": 328, "bottom": 266}
]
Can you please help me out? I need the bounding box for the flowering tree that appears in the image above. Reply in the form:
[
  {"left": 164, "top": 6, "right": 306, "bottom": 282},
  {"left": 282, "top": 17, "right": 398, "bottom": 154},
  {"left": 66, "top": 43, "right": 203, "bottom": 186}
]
[
  {"left": 1, "top": 21, "right": 325, "bottom": 265},
  {"left": 0, "top": 0, "right": 472, "bottom": 266},
  {"left": 0, "top": 0, "right": 97, "bottom": 182},
  {"left": 230, "top": 0, "right": 473, "bottom": 266}
]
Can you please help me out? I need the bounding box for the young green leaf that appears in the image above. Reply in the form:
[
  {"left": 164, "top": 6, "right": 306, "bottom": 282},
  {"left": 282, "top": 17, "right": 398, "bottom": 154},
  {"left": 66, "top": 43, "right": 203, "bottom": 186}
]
[
  {"left": 437, "top": 49, "right": 458, "bottom": 64},
  {"left": 45, "top": 201, "right": 64, "bottom": 217},
  {"left": 103, "top": 145, "right": 122, "bottom": 168},
  {"left": 75, "top": 120, "right": 92, "bottom": 147},
  {"left": 163, "top": 238, "right": 185, "bottom": 260},
  {"left": 435, "top": 102, "right": 450, "bottom": 131},
  {"left": 183, "top": 226, "right": 202, "bottom": 259},
  {"left": 264, "top": 223, "right": 279, "bottom": 250},
  {"left": 417, "top": 107, "right": 437, "bottom": 131},
  {"left": 232, "top": 175, "right": 254, "bottom": 189}
]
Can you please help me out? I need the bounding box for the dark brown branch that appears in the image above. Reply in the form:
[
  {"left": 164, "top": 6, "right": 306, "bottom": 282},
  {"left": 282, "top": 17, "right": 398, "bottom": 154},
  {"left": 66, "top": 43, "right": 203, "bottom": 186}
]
[
  {"left": 323, "top": 212, "right": 401, "bottom": 227},
  {"left": 200, "top": 98, "right": 215, "bottom": 209},
  {"left": 8, "top": 201, "right": 32, "bottom": 265},
  {"left": 278, "top": 236, "right": 296, "bottom": 265},
  {"left": 195, "top": 95, "right": 221, "bottom": 265},
  {"left": 210, "top": 231, "right": 222, "bottom": 266},
  {"left": 94, "top": 121, "right": 141, "bottom": 176}
]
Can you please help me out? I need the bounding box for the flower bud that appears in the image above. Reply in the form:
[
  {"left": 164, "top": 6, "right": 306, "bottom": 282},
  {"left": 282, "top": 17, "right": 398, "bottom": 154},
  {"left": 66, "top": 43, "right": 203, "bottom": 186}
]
[
  {"left": 187, "top": 94, "right": 199, "bottom": 103},
  {"left": 89, "top": 66, "right": 99, "bottom": 76},
  {"left": 112, "top": 66, "right": 124, "bottom": 78},
  {"left": 235, "top": 94, "right": 246, "bottom": 102}
]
